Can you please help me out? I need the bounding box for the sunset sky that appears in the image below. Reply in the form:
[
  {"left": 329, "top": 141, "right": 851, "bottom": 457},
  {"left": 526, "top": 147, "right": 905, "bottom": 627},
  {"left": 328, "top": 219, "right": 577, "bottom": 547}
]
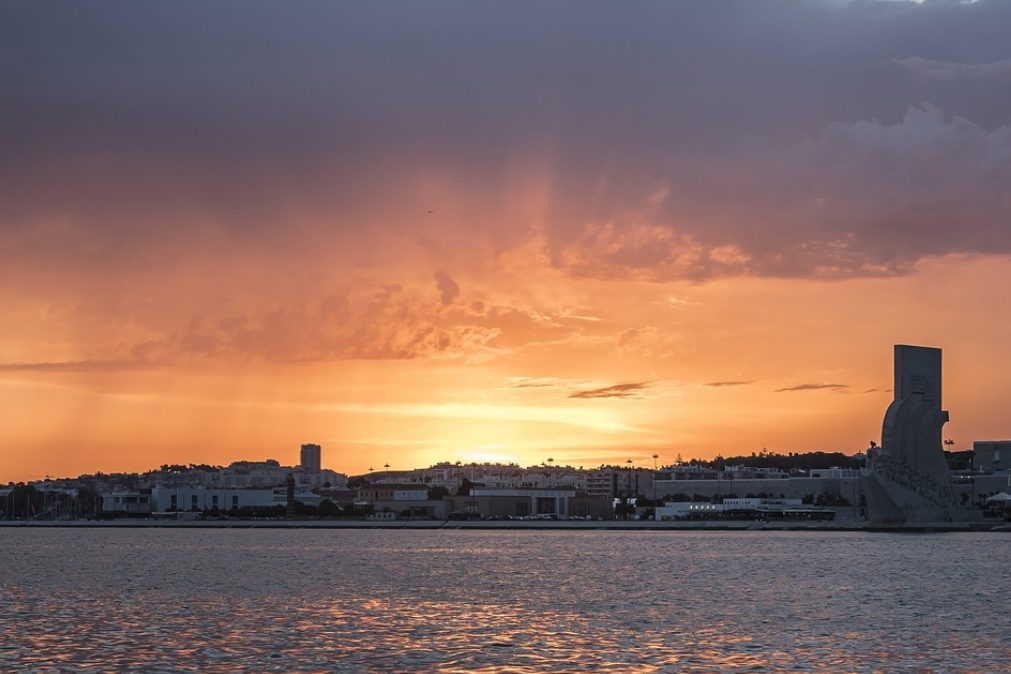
[{"left": 3, "top": 0, "right": 1011, "bottom": 481}]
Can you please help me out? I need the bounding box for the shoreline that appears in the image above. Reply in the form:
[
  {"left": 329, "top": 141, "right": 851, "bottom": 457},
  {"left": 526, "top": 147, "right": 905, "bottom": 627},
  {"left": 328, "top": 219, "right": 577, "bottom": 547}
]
[{"left": 1, "top": 519, "right": 1008, "bottom": 533}]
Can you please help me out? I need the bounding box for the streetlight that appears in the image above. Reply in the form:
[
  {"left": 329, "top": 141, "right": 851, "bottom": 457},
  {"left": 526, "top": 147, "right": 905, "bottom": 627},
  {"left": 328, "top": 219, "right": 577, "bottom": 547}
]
[
  {"left": 652, "top": 454, "right": 659, "bottom": 470},
  {"left": 625, "top": 459, "right": 635, "bottom": 508}
]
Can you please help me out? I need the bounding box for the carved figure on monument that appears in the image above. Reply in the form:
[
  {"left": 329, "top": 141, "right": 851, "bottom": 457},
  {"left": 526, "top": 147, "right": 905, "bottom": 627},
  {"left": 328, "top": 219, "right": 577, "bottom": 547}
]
[{"left": 862, "top": 345, "right": 966, "bottom": 524}]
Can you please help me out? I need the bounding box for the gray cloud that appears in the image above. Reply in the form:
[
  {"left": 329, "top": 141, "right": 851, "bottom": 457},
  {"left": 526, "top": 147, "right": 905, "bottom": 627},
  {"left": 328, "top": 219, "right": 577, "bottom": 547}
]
[
  {"left": 705, "top": 380, "right": 756, "bottom": 388},
  {"left": 569, "top": 381, "right": 652, "bottom": 399},
  {"left": 506, "top": 377, "right": 561, "bottom": 389},
  {"left": 775, "top": 383, "right": 850, "bottom": 393},
  {"left": 0, "top": 360, "right": 160, "bottom": 373},
  {"left": 895, "top": 57, "right": 1011, "bottom": 81},
  {"left": 3, "top": 1, "right": 1011, "bottom": 280}
]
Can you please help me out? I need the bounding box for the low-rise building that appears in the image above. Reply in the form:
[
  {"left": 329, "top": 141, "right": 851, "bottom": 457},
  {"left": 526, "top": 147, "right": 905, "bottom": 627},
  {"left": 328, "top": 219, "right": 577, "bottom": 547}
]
[
  {"left": 147, "top": 485, "right": 320, "bottom": 512},
  {"left": 974, "top": 440, "right": 1010, "bottom": 473},
  {"left": 652, "top": 473, "right": 861, "bottom": 505},
  {"left": 357, "top": 484, "right": 429, "bottom": 502},
  {"left": 101, "top": 490, "right": 152, "bottom": 515},
  {"left": 655, "top": 498, "right": 835, "bottom": 521},
  {"left": 367, "top": 499, "right": 448, "bottom": 520},
  {"left": 444, "top": 488, "right": 611, "bottom": 520}
]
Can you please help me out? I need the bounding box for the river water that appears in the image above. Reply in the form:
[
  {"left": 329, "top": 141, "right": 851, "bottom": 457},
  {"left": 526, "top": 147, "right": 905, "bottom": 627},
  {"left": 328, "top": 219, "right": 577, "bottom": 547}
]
[{"left": 1, "top": 528, "right": 1008, "bottom": 672}]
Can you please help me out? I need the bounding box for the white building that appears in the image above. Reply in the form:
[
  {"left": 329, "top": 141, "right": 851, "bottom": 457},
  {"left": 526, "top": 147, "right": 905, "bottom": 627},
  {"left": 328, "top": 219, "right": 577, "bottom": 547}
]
[
  {"left": 148, "top": 486, "right": 320, "bottom": 512},
  {"left": 655, "top": 498, "right": 833, "bottom": 521},
  {"left": 101, "top": 491, "right": 152, "bottom": 515}
]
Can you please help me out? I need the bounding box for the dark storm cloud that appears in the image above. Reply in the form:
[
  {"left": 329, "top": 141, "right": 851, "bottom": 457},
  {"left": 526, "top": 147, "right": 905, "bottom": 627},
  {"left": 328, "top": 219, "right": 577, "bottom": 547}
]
[{"left": 3, "top": 0, "right": 1011, "bottom": 278}]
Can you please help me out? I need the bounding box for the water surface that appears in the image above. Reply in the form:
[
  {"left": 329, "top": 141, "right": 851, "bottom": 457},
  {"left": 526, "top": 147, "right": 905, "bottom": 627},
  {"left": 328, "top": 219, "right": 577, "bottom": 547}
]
[{"left": 1, "top": 529, "right": 1008, "bottom": 672}]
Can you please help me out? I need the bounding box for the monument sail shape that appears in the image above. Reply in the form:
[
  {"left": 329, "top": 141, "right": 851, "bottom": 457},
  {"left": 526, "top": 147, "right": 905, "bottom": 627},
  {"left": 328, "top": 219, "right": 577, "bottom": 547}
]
[{"left": 862, "top": 345, "right": 965, "bottom": 524}]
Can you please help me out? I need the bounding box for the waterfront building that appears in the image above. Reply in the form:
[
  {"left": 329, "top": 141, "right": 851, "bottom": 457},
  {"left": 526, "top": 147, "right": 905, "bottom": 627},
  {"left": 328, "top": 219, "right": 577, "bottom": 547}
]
[
  {"left": 443, "top": 488, "right": 611, "bottom": 520},
  {"left": 356, "top": 484, "right": 429, "bottom": 502},
  {"left": 147, "top": 485, "right": 320, "bottom": 512},
  {"left": 100, "top": 490, "right": 152, "bottom": 515},
  {"left": 355, "top": 483, "right": 445, "bottom": 518},
  {"left": 655, "top": 498, "right": 835, "bottom": 521},
  {"left": 651, "top": 472, "right": 862, "bottom": 506}
]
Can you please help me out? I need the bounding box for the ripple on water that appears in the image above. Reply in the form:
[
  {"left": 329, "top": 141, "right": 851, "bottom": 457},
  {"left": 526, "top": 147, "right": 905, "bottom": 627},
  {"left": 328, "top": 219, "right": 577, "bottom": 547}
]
[{"left": 1, "top": 529, "right": 1009, "bottom": 672}]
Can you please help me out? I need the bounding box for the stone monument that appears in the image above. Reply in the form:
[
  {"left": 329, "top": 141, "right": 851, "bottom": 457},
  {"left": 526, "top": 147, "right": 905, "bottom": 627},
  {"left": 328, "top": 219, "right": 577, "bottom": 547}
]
[{"left": 862, "top": 345, "right": 966, "bottom": 524}]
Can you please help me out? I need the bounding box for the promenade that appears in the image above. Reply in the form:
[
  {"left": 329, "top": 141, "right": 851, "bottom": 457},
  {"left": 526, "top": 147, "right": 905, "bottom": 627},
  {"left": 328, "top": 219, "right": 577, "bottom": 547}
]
[{"left": 2, "top": 519, "right": 1008, "bottom": 532}]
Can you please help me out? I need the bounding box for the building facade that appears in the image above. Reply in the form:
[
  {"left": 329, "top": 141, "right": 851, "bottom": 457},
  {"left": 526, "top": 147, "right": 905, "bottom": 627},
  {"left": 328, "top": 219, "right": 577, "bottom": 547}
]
[
  {"left": 973, "top": 440, "right": 1010, "bottom": 473},
  {"left": 300, "top": 443, "right": 322, "bottom": 473}
]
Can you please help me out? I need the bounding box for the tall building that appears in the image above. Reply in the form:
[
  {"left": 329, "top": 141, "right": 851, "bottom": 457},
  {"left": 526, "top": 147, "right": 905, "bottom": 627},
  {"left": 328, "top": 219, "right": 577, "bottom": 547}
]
[{"left": 300, "top": 443, "right": 322, "bottom": 473}]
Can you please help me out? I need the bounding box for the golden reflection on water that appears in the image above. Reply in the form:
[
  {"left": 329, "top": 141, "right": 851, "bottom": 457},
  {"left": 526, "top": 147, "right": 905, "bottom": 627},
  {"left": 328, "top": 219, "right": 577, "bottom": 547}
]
[{"left": 2, "top": 529, "right": 1009, "bottom": 672}]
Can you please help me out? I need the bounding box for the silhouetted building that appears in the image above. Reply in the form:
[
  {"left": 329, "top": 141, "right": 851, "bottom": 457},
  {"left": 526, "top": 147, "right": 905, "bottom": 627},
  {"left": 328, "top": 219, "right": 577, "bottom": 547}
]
[
  {"left": 586, "top": 468, "right": 654, "bottom": 499},
  {"left": 973, "top": 440, "right": 1010, "bottom": 473},
  {"left": 300, "top": 443, "right": 322, "bottom": 473}
]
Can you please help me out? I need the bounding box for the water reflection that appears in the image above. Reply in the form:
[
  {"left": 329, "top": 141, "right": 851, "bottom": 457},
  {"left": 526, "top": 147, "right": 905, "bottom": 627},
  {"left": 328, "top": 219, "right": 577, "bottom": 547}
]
[{"left": 1, "top": 530, "right": 1008, "bottom": 672}]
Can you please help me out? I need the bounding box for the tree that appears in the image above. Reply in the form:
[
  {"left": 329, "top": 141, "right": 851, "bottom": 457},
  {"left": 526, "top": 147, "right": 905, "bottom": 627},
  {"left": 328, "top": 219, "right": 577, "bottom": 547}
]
[{"left": 318, "top": 499, "right": 341, "bottom": 517}]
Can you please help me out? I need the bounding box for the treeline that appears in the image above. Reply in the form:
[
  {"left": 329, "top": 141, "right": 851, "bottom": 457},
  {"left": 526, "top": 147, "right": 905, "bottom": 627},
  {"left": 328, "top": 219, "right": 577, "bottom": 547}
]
[
  {"left": 684, "top": 451, "right": 863, "bottom": 471},
  {"left": 943, "top": 450, "right": 973, "bottom": 471},
  {"left": 683, "top": 448, "right": 974, "bottom": 472}
]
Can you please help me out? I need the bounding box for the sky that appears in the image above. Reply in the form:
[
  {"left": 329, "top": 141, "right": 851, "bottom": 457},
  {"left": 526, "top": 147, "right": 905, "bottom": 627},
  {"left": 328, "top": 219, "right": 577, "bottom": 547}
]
[{"left": 3, "top": 0, "right": 1011, "bottom": 481}]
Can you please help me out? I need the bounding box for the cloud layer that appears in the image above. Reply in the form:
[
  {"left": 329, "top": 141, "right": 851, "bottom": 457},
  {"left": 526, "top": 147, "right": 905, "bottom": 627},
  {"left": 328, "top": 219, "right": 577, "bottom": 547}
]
[{"left": 3, "top": 0, "right": 1011, "bottom": 288}]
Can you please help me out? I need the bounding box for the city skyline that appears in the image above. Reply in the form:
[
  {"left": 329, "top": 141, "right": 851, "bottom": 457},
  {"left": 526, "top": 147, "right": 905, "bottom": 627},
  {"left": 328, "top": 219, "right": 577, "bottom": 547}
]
[{"left": 4, "top": 1, "right": 1011, "bottom": 482}]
